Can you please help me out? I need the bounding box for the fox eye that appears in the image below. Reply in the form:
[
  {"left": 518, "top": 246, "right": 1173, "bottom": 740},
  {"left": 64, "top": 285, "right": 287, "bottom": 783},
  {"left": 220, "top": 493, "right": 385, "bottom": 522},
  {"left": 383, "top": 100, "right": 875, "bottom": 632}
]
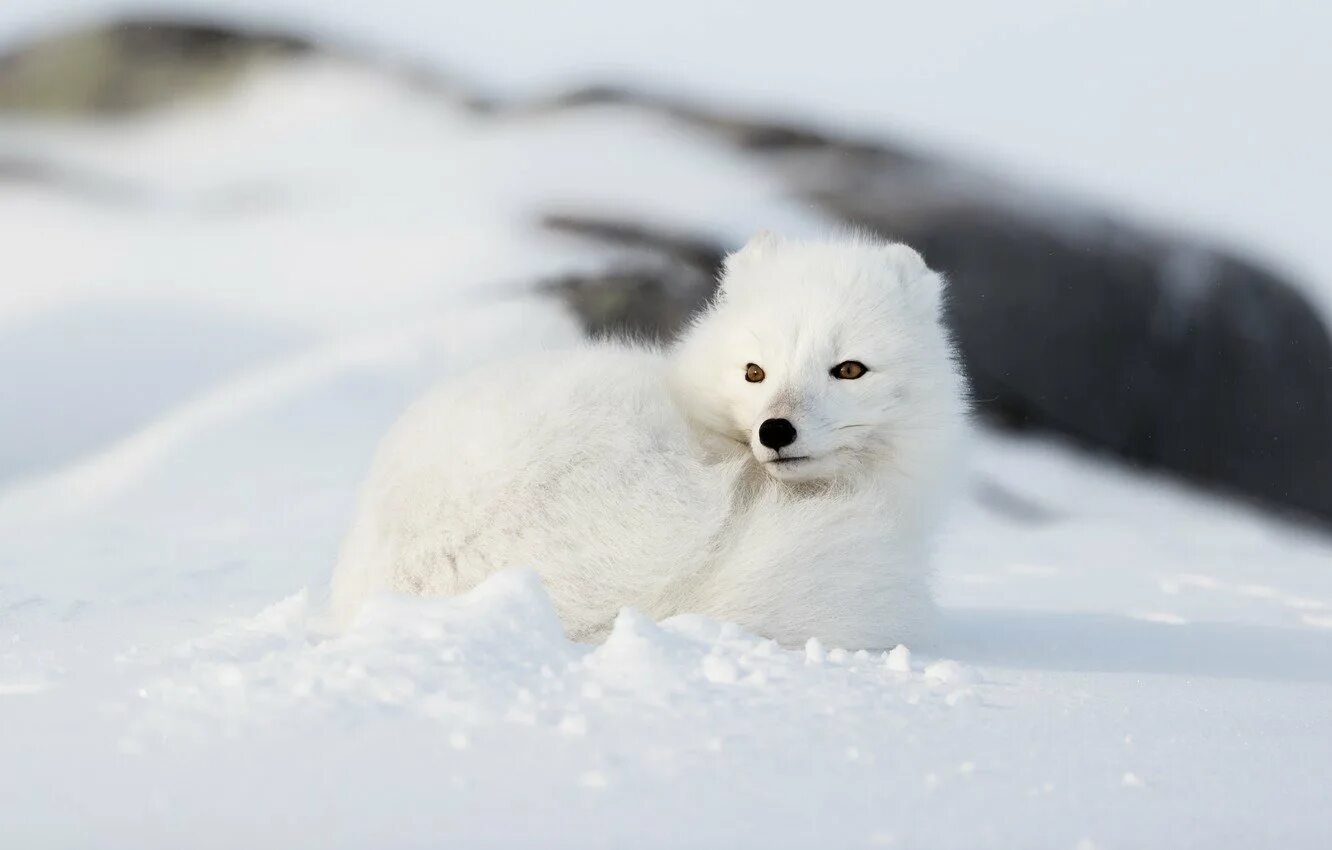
[
  {"left": 745, "top": 363, "right": 766, "bottom": 383},
  {"left": 832, "top": 360, "right": 868, "bottom": 380}
]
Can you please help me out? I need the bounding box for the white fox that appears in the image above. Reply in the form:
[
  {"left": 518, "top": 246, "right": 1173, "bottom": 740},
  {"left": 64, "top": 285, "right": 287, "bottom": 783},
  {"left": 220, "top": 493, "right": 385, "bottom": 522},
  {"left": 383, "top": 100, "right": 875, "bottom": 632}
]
[{"left": 331, "top": 232, "right": 968, "bottom": 648}]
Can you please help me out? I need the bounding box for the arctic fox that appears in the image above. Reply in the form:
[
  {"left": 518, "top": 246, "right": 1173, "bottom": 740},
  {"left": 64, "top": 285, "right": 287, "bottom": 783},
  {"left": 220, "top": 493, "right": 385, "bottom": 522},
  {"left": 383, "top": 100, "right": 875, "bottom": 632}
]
[{"left": 331, "top": 232, "right": 967, "bottom": 648}]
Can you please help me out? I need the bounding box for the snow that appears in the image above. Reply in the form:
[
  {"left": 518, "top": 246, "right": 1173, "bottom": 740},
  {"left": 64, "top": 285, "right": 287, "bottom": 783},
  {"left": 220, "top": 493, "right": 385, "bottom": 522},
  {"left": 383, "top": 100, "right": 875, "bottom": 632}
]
[{"left": 1, "top": 50, "right": 1331, "bottom": 850}]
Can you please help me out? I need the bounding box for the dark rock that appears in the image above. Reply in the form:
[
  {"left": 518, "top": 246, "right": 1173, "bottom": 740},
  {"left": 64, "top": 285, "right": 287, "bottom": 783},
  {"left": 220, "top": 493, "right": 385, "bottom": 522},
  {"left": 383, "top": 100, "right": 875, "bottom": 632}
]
[
  {"left": 540, "top": 214, "right": 722, "bottom": 340},
  {"left": 0, "top": 16, "right": 487, "bottom": 118},
  {"left": 0, "top": 18, "right": 312, "bottom": 115}
]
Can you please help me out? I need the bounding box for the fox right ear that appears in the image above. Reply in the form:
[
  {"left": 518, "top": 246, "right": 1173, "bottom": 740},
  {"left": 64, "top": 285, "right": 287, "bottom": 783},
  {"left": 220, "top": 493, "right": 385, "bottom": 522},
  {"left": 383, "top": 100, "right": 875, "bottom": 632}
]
[
  {"left": 721, "top": 230, "right": 779, "bottom": 287},
  {"left": 883, "top": 243, "right": 945, "bottom": 318}
]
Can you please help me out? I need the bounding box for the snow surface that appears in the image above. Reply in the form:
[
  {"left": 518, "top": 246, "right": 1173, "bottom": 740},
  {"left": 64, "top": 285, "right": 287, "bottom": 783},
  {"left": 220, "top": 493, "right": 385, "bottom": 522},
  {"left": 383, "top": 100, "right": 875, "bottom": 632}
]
[{"left": 2, "top": 60, "right": 1332, "bottom": 849}]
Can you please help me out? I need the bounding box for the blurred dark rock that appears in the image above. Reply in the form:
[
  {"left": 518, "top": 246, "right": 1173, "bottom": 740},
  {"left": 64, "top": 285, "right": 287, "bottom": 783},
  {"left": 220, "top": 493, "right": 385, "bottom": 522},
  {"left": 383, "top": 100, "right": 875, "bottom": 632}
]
[
  {"left": 0, "top": 18, "right": 311, "bottom": 115},
  {"left": 3, "top": 17, "right": 1330, "bottom": 524},
  {"left": 540, "top": 214, "right": 723, "bottom": 340}
]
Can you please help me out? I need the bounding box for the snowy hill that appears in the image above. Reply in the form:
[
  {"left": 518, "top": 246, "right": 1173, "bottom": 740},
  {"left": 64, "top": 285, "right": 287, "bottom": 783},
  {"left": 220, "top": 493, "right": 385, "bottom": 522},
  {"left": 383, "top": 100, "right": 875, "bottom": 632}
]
[{"left": 2, "top": 20, "right": 1331, "bottom": 850}]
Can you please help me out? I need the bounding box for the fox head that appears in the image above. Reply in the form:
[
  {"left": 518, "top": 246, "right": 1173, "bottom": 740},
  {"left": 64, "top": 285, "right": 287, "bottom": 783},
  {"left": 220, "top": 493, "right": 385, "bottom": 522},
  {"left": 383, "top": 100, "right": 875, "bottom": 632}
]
[{"left": 669, "top": 232, "right": 966, "bottom": 486}]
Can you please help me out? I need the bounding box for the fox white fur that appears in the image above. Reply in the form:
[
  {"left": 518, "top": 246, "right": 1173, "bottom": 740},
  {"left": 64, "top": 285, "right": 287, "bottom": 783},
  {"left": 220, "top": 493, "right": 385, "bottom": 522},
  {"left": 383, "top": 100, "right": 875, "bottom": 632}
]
[{"left": 331, "top": 233, "right": 967, "bottom": 648}]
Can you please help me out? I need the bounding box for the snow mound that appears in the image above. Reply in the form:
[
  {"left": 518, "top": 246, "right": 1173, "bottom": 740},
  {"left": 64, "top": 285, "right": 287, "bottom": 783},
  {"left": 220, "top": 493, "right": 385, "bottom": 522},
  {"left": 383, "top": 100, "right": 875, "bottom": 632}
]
[{"left": 128, "top": 571, "right": 976, "bottom": 750}]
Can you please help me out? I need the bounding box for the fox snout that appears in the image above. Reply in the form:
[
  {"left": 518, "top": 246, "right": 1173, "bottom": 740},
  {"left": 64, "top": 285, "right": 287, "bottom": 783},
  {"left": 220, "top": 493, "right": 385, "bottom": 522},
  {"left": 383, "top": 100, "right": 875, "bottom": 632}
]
[{"left": 757, "top": 418, "right": 797, "bottom": 450}]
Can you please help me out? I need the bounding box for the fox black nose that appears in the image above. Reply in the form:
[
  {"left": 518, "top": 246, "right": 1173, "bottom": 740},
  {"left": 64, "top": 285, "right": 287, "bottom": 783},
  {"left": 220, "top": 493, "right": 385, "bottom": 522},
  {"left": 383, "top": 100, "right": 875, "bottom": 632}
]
[{"left": 758, "top": 418, "right": 798, "bottom": 450}]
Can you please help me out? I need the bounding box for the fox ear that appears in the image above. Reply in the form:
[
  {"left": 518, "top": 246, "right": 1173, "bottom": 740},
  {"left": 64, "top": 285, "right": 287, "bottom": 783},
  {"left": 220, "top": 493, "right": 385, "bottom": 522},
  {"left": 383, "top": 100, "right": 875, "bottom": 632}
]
[
  {"left": 885, "top": 242, "right": 945, "bottom": 317},
  {"left": 720, "top": 230, "right": 779, "bottom": 292},
  {"left": 723, "top": 230, "right": 778, "bottom": 272}
]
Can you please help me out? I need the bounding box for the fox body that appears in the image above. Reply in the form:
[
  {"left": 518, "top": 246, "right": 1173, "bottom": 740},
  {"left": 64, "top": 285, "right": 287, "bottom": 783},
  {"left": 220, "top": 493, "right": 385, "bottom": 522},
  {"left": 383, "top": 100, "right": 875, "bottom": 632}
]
[{"left": 331, "top": 233, "right": 967, "bottom": 648}]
